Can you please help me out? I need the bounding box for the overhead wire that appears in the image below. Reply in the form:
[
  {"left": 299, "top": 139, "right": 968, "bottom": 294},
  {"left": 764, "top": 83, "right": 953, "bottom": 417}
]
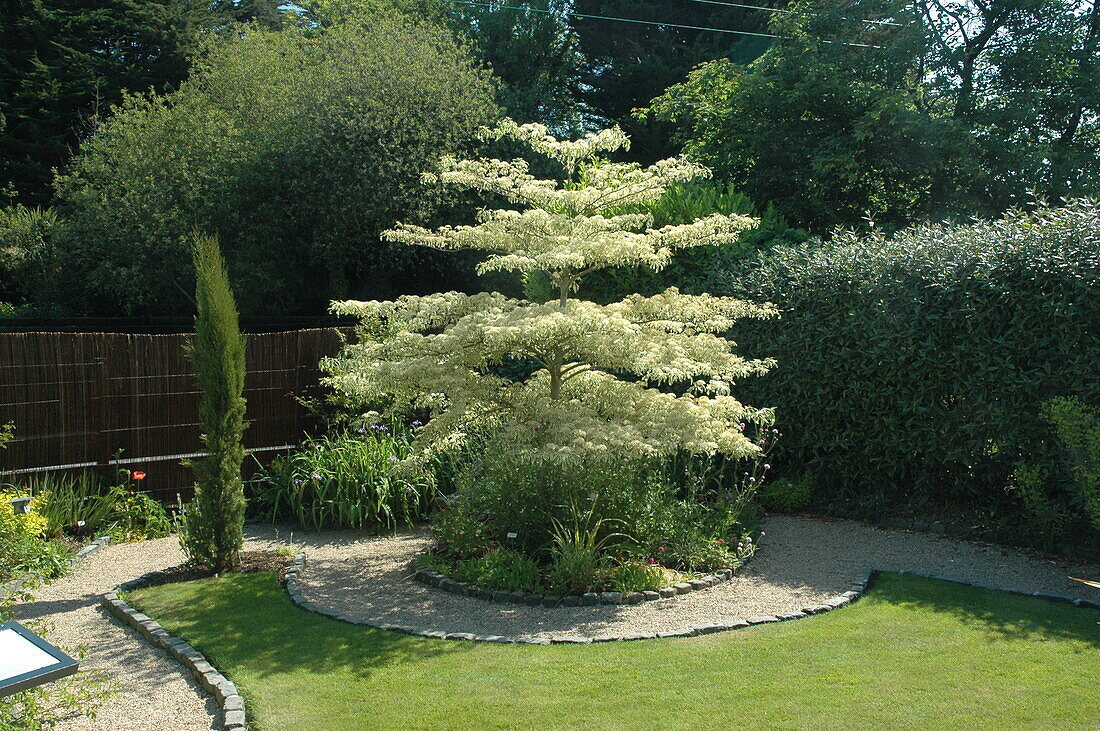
[
  {"left": 439, "top": 0, "right": 885, "bottom": 48},
  {"left": 679, "top": 0, "right": 907, "bottom": 27}
]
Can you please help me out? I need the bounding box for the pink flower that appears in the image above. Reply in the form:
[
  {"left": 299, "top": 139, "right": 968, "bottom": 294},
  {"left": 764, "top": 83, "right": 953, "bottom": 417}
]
[{"left": 657, "top": 546, "right": 665, "bottom": 552}]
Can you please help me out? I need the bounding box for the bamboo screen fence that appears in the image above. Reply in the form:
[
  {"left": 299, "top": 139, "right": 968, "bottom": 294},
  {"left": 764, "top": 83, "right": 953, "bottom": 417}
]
[{"left": 0, "top": 329, "right": 349, "bottom": 503}]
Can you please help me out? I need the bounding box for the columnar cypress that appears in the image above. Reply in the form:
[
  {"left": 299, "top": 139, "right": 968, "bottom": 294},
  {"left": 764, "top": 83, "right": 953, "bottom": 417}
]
[{"left": 181, "top": 231, "right": 247, "bottom": 572}]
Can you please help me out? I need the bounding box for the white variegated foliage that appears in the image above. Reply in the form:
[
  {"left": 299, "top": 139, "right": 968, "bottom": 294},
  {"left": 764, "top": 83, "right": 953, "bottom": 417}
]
[{"left": 325, "top": 120, "right": 777, "bottom": 463}]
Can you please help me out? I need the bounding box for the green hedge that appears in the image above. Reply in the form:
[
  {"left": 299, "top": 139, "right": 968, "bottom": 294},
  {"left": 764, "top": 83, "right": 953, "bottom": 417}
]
[{"left": 714, "top": 201, "right": 1100, "bottom": 545}]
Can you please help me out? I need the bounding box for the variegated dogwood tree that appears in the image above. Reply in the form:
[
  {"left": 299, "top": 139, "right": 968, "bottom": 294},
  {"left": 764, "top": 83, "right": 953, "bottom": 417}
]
[{"left": 324, "top": 120, "right": 777, "bottom": 466}]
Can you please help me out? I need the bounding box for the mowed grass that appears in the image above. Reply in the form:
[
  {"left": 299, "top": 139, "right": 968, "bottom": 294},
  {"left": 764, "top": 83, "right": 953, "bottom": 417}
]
[{"left": 129, "top": 572, "right": 1100, "bottom": 730}]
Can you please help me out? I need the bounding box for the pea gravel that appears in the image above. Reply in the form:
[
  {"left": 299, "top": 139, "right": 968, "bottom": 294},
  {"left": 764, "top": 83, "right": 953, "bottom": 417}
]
[
  {"left": 14, "top": 536, "right": 219, "bottom": 731},
  {"left": 15, "top": 516, "right": 1098, "bottom": 729},
  {"left": 285, "top": 515, "right": 1100, "bottom": 640}
]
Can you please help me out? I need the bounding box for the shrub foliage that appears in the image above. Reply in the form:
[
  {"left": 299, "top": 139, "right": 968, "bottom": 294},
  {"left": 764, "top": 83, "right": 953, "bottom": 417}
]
[{"left": 715, "top": 201, "right": 1100, "bottom": 543}]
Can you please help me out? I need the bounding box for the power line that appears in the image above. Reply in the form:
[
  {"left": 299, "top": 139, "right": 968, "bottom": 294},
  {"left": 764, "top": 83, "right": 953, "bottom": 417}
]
[
  {"left": 680, "top": 0, "right": 907, "bottom": 27},
  {"left": 440, "top": 0, "right": 883, "bottom": 47}
]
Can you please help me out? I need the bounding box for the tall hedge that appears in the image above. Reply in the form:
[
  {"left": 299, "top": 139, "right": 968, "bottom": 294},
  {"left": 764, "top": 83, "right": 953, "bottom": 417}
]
[{"left": 715, "top": 201, "right": 1100, "bottom": 544}]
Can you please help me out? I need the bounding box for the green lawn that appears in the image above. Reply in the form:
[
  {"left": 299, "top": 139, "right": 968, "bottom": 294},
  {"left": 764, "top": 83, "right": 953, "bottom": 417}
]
[{"left": 128, "top": 572, "right": 1100, "bottom": 730}]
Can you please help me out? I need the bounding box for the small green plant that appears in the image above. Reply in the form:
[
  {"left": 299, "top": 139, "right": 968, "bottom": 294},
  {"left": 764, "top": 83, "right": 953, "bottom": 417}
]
[
  {"left": 609, "top": 560, "right": 665, "bottom": 593},
  {"left": 431, "top": 504, "right": 494, "bottom": 559},
  {"left": 1009, "top": 462, "right": 1066, "bottom": 541},
  {"left": 0, "top": 489, "right": 70, "bottom": 582},
  {"left": 21, "top": 468, "right": 173, "bottom": 544},
  {"left": 450, "top": 548, "right": 543, "bottom": 593},
  {"left": 759, "top": 474, "right": 815, "bottom": 513},
  {"left": 255, "top": 430, "right": 436, "bottom": 531},
  {"left": 546, "top": 502, "right": 622, "bottom": 595},
  {"left": 107, "top": 486, "right": 173, "bottom": 542},
  {"left": 28, "top": 473, "right": 116, "bottom": 538}
]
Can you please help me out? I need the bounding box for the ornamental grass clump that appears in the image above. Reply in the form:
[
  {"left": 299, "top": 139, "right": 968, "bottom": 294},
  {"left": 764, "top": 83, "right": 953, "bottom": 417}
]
[{"left": 255, "top": 431, "right": 436, "bottom": 531}]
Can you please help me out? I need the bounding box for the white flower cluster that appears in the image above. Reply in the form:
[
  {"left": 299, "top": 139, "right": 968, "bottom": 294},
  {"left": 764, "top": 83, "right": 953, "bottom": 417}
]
[{"left": 327, "top": 120, "right": 776, "bottom": 463}]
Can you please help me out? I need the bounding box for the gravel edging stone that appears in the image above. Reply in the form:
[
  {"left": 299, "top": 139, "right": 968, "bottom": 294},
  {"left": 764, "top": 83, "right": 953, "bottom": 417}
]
[
  {"left": 105, "top": 573, "right": 248, "bottom": 730},
  {"left": 285, "top": 552, "right": 878, "bottom": 642},
  {"left": 412, "top": 558, "right": 738, "bottom": 607},
  {"left": 285, "top": 552, "right": 1099, "bottom": 642}
]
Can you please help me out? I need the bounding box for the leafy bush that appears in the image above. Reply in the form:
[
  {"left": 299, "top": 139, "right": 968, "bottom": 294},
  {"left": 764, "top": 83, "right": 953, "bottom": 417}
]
[
  {"left": 714, "top": 201, "right": 1100, "bottom": 545},
  {"left": 255, "top": 431, "right": 436, "bottom": 531},
  {"left": 609, "top": 560, "right": 665, "bottom": 593},
  {"left": 49, "top": 16, "right": 497, "bottom": 316},
  {"left": 431, "top": 503, "right": 494, "bottom": 559},
  {"left": 758, "top": 474, "right": 815, "bottom": 513},
  {"left": 1042, "top": 397, "right": 1100, "bottom": 531},
  {"left": 450, "top": 548, "right": 542, "bottom": 593},
  {"left": 0, "top": 489, "right": 70, "bottom": 583}
]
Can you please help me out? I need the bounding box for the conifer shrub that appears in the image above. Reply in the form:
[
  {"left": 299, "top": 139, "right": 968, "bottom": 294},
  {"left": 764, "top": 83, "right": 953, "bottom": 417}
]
[{"left": 180, "top": 231, "right": 247, "bottom": 572}]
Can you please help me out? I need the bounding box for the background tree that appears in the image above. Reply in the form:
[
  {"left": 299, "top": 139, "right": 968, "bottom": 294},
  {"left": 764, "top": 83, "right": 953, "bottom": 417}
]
[
  {"left": 571, "top": 0, "right": 781, "bottom": 161},
  {"left": 48, "top": 16, "right": 498, "bottom": 316},
  {"left": 180, "top": 231, "right": 247, "bottom": 573},
  {"left": 647, "top": 0, "right": 1100, "bottom": 231},
  {"left": 0, "top": 0, "right": 285, "bottom": 206},
  {"left": 326, "top": 120, "right": 777, "bottom": 472},
  {"left": 646, "top": 0, "right": 967, "bottom": 231},
  {"left": 448, "top": 0, "right": 587, "bottom": 133}
]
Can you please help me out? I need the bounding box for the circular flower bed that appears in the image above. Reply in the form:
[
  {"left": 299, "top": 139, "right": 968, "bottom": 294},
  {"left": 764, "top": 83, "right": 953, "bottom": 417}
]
[{"left": 412, "top": 556, "right": 740, "bottom": 607}]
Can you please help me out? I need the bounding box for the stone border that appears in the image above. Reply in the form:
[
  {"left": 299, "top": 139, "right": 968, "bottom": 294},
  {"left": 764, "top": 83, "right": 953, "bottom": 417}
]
[
  {"left": 103, "top": 572, "right": 247, "bottom": 730},
  {"left": 71, "top": 535, "right": 112, "bottom": 567},
  {"left": 285, "top": 552, "right": 871, "bottom": 642},
  {"left": 892, "top": 569, "right": 1100, "bottom": 610},
  {"left": 285, "top": 553, "right": 1100, "bottom": 643},
  {"left": 412, "top": 556, "right": 736, "bottom": 608}
]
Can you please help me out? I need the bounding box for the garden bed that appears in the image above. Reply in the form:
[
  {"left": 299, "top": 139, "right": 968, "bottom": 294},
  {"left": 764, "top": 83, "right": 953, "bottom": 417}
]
[{"left": 412, "top": 555, "right": 738, "bottom": 607}]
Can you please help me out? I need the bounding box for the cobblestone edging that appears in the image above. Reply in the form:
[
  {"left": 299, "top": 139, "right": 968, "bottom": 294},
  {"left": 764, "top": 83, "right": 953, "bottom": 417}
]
[
  {"left": 102, "top": 573, "right": 247, "bottom": 730},
  {"left": 285, "top": 553, "right": 1100, "bottom": 643},
  {"left": 71, "top": 535, "right": 112, "bottom": 567},
  {"left": 411, "top": 556, "right": 738, "bottom": 608},
  {"left": 283, "top": 552, "right": 866, "bottom": 643}
]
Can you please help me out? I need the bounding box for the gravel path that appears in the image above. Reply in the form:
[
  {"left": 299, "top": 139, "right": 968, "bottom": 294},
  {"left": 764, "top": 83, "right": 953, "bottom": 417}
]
[
  {"left": 287, "top": 515, "right": 1100, "bottom": 640},
  {"left": 13, "top": 517, "right": 1098, "bottom": 728},
  {"left": 14, "top": 536, "right": 219, "bottom": 731}
]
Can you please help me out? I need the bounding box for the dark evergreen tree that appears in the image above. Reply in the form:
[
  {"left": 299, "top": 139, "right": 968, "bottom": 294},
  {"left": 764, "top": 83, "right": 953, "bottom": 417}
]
[{"left": 0, "top": 0, "right": 286, "bottom": 206}]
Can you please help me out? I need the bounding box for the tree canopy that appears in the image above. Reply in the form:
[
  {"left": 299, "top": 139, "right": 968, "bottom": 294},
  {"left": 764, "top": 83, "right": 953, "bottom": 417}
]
[
  {"left": 646, "top": 0, "right": 1100, "bottom": 231},
  {"left": 326, "top": 121, "right": 776, "bottom": 465},
  {"left": 47, "top": 17, "right": 499, "bottom": 316},
  {"left": 0, "top": 0, "right": 285, "bottom": 206}
]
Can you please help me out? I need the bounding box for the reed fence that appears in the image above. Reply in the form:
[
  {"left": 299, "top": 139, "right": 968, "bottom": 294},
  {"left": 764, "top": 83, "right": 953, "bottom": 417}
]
[{"left": 0, "top": 328, "right": 349, "bottom": 503}]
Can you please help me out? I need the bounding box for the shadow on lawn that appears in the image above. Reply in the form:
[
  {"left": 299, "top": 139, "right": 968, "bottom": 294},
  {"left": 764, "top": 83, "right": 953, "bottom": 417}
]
[
  {"left": 135, "top": 572, "right": 477, "bottom": 683},
  {"left": 872, "top": 572, "right": 1100, "bottom": 649}
]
